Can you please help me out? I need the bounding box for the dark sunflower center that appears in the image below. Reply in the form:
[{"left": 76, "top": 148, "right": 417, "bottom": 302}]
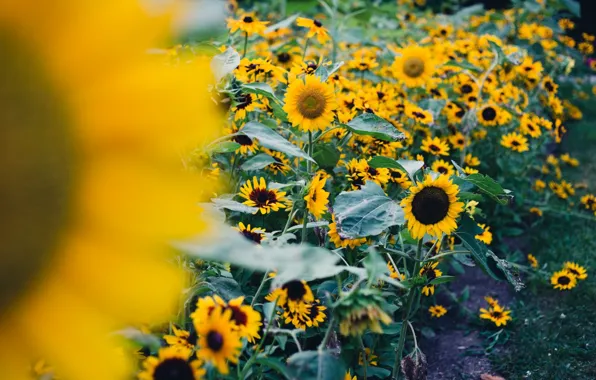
[
  {"left": 207, "top": 331, "right": 224, "bottom": 351},
  {"left": 297, "top": 90, "right": 327, "bottom": 119},
  {"left": 314, "top": 19, "right": 323, "bottom": 27},
  {"left": 227, "top": 305, "right": 248, "bottom": 326},
  {"left": 251, "top": 188, "right": 277, "bottom": 206},
  {"left": 567, "top": 268, "right": 579, "bottom": 276},
  {"left": 490, "top": 311, "right": 503, "bottom": 319},
  {"left": 0, "top": 29, "right": 75, "bottom": 314},
  {"left": 368, "top": 167, "right": 378, "bottom": 176},
  {"left": 243, "top": 16, "right": 254, "bottom": 23},
  {"left": 481, "top": 107, "right": 497, "bottom": 121},
  {"left": 429, "top": 144, "right": 440, "bottom": 152},
  {"left": 511, "top": 140, "right": 520, "bottom": 147},
  {"left": 461, "top": 84, "right": 473, "bottom": 94},
  {"left": 187, "top": 330, "right": 198, "bottom": 346},
  {"left": 545, "top": 81, "right": 554, "bottom": 92},
  {"left": 412, "top": 111, "right": 426, "bottom": 119},
  {"left": 557, "top": 276, "right": 571, "bottom": 285},
  {"left": 277, "top": 52, "right": 291, "bottom": 63},
  {"left": 437, "top": 166, "right": 448, "bottom": 174},
  {"left": 233, "top": 134, "right": 253, "bottom": 146},
  {"left": 403, "top": 57, "right": 425, "bottom": 78},
  {"left": 235, "top": 93, "right": 253, "bottom": 109},
  {"left": 241, "top": 229, "right": 263, "bottom": 244},
  {"left": 283, "top": 280, "right": 307, "bottom": 300},
  {"left": 153, "top": 358, "right": 195, "bottom": 380},
  {"left": 376, "top": 91, "right": 385, "bottom": 99},
  {"left": 308, "top": 304, "right": 322, "bottom": 319},
  {"left": 455, "top": 109, "right": 465, "bottom": 118},
  {"left": 411, "top": 186, "right": 450, "bottom": 225}
]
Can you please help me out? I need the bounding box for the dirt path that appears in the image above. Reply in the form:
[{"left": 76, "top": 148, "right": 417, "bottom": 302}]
[{"left": 421, "top": 266, "right": 514, "bottom": 380}]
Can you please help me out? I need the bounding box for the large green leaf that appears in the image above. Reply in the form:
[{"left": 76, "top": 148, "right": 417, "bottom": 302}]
[
  {"left": 333, "top": 182, "right": 404, "bottom": 238},
  {"left": 462, "top": 173, "right": 511, "bottom": 205},
  {"left": 313, "top": 143, "right": 340, "bottom": 170},
  {"left": 368, "top": 156, "right": 424, "bottom": 179},
  {"left": 345, "top": 113, "right": 403, "bottom": 142},
  {"left": 241, "top": 122, "right": 315, "bottom": 162},
  {"left": 315, "top": 61, "right": 345, "bottom": 82},
  {"left": 208, "top": 141, "right": 240, "bottom": 154},
  {"left": 286, "top": 351, "right": 346, "bottom": 380},
  {"left": 176, "top": 227, "right": 343, "bottom": 287},
  {"left": 240, "top": 153, "right": 276, "bottom": 171},
  {"left": 241, "top": 82, "right": 279, "bottom": 102},
  {"left": 211, "top": 196, "right": 258, "bottom": 214},
  {"left": 561, "top": 0, "right": 580, "bottom": 17},
  {"left": 210, "top": 47, "right": 240, "bottom": 82}
]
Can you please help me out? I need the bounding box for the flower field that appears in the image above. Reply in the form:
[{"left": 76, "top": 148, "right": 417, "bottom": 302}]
[{"left": 2, "top": 0, "right": 596, "bottom": 379}]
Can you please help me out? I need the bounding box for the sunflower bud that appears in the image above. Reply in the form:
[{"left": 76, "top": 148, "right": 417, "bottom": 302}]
[{"left": 335, "top": 288, "right": 392, "bottom": 336}]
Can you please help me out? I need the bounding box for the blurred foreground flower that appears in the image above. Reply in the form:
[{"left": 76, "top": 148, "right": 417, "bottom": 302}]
[{"left": 0, "top": 1, "right": 221, "bottom": 379}]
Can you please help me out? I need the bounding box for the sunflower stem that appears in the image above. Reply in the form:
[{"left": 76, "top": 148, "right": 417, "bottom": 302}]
[
  {"left": 359, "top": 336, "right": 368, "bottom": 379},
  {"left": 240, "top": 299, "right": 278, "bottom": 379},
  {"left": 302, "top": 37, "right": 310, "bottom": 60},
  {"left": 251, "top": 271, "right": 271, "bottom": 307},
  {"left": 317, "top": 315, "right": 335, "bottom": 351},
  {"left": 302, "top": 131, "right": 314, "bottom": 243},
  {"left": 392, "top": 239, "right": 423, "bottom": 380},
  {"left": 242, "top": 32, "right": 248, "bottom": 58}
]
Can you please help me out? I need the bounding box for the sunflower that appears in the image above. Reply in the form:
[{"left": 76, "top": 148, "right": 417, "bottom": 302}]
[
  {"left": 392, "top": 45, "right": 436, "bottom": 88},
  {"left": 227, "top": 13, "right": 269, "bottom": 36},
  {"left": 389, "top": 168, "right": 413, "bottom": 190},
  {"left": 406, "top": 104, "right": 434, "bottom": 125},
  {"left": 283, "top": 75, "right": 337, "bottom": 132},
  {"left": 431, "top": 159, "right": 455, "bottom": 177},
  {"left": 477, "top": 104, "right": 504, "bottom": 127},
  {"left": 551, "top": 270, "right": 577, "bottom": 291},
  {"left": 304, "top": 300, "right": 327, "bottom": 328},
  {"left": 285, "top": 300, "right": 327, "bottom": 329},
  {"left": 529, "top": 207, "right": 543, "bottom": 217},
  {"left": 464, "top": 153, "right": 480, "bottom": 167},
  {"left": 345, "top": 371, "right": 357, "bottom": 380},
  {"left": 359, "top": 348, "right": 378, "bottom": 366},
  {"left": 475, "top": 223, "right": 493, "bottom": 245},
  {"left": 479, "top": 304, "right": 512, "bottom": 326},
  {"left": 501, "top": 132, "right": 529, "bottom": 153},
  {"left": 296, "top": 17, "right": 330, "bottom": 44},
  {"left": 328, "top": 214, "right": 368, "bottom": 249},
  {"left": 263, "top": 149, "right": 292, "bottom": 175},
  {"left": 527, "top": 254, "right": 538, "bottom": 268},
  {"left": 305, "top": 173, "right": 330, "bottom": 220},
  {"left": 266, "top": 280, "right": 315, "bottom": 313},
  {"left": 563, "top": 262, "right": 588, "bottom": 280},
  {"left": 235, "top": 222, "right": 266, "bottom": 244},
  {"left": 163, "top": 325, "right": 198, "bottom": 352},
  {"left": 225, "top": 296, "right": 263, "bottom": 343},
  {"left": 232, "top": 133, "right": 259, "bottom": 154},
  {"left": 419, "top": 261, "right": 442, "bottom": 296},
  {"left": 580, "top": 194, "right": 596, "bottom": 211},
  {"left": 401, "top": 174, "right": 465, "bottom": 239},
  {"left": 448, "top": 132, "right": 467, "bottom": 150},
  {"left": 519, "top": 113, "right": 542, "bottom": 138},
  {"left": 239, "top": 177, "right": 290, "bottom": 214},
  {"left": 195, "top": 307, "right": 242, "bottom": 375},
  {"left": 421, "top": 136, "right": 450, "bottom": 156},
  {"left": 138, "top": 346, "right": 204, "bottom": 380},
  {"left": 553, "top": 119, "right": 567, "bottom": 143},
  {"left": 428, "top": 305, "right": 447, "bottom": 318},
  {"left": 232, "top": 93, "right": 257, "bottom": 121},
  {"left": 338, "top": 304, "right": 392, "bottom": 336},
  {"left": 0, "top": 2, "right": 221, "bottom": 379},
  {"left": 387, "top": 262, "right": 406, "bottom": 280}
]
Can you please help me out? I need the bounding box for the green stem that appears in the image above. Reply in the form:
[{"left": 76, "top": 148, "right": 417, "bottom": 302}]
[
  {"left": 302, "top": 131, "right": 314, "bottom": 243},
  {"left": 250, "top": 271, "right": 270, "bottom": 307},
  {"left": 242, "top": 32, "right": 248, "bottom": 58},
  {"left": 302, "top": 38, "right": 310, "bottom": 60},
  {"left": 392, "top": 239, "right": 423, "bottom": 379},
  {"left": 317, "top": 315, "right": 335, "bottom": 351},
  {"left": 282, "top": 203, "right": 297, "bottom": 234},
  {"left": 359, "top": 336, "right": 368, "bottom": 379},
  {"left": 240, "top": 299, "right": 277, "bottom": 379}
]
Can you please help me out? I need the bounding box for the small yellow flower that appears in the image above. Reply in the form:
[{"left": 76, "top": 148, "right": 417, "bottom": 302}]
[
  {"left": 527, "top": 254, "right": 538, "bottom": 268},
  {"left": 429, "top": 305, "right": 447, "bottom": 318}
]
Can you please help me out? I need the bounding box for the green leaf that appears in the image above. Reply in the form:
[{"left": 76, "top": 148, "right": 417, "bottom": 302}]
[
  {"left": 241, "top": 121, "right": 315, "bottom": 162},
  {"left": 254, "top": 357, "right": 292, "bottom": 379},
  {"left": 204, "top": 276, "right": 244, "bottom": 300},
  {"left": 363, "top": 248, "right": 388, "bottom": 284},
  {"left": 429, "top": 275, "right": 456, "bottom": 285},
  {"left": 454, "top": 215, "right": 500, "bottom": 281},
  {"left": 313, "top": 143, "right": 340, "bottom": 170},
  {"left": 315, "top": 61, "right": 345, "bottom": 82},
  {"left": 208, "top": 141, "right": 240, "bottom": 154},
  {"left": 264, "top": 14, "right": 299, "bottom": 34},
  {"left": 443, "top": 60, "right": 481, "bottom": 73},
  {"left": 211, "top": 197, "right": 258, "bottom": 214},
  {"left": 287, "top": 221, "right": 329, "bottom": 232},
  {"left": 333, "top": 182, "right": 404, "bottom": 238},
  {"left": 286, "top": 350, "right": 346, "bottom": 380},
  {"left": 210, "top": 47, "right": 240, "bottom": 82},
  {"left": 561, "top": 0, "right": 580, "bottom": 17},
  {"left": 241, "top": 82, "right": 279, "bottom": 101},
  {"left": 462, "top": 173, "right": 510, "bottom": 205},
  {"left": 381, "top": 322, "right": 403, "bottom": 335},
  {"left": 240, "top": 153, "right": 276, "bottom": 171},
  {"left": 345, "top": 113, "right": 404, "bottom": 141},
  {"left": 176, "top": 227, "right": 343, "bottom": 287},
  {"left": 368, "top": 156, "right": 424, "bottom": 179}
]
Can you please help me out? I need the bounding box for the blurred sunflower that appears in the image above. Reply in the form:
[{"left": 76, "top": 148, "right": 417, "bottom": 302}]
[
  {"left": 235, "top": 222, "right": 266, "bottom": 244},
  {"left": 475, "top": 223, "right": 493, "bottom": 245},
  {"left": 227, "top": 13, "right": 269, "bottom": 36},
  {"left": 527, "top": 254, "right": 538, "bottom": 268},
  {"left": 401, "top": 174, "right": 465, "bottom": 239},
  {"left": 195, "top": 307, "right": 242, "bottom": 375},
  {"left": 479, "top": 304, "right": 512, "bottom": 326},
  {"left": 138, "top": 346, "right": 204, "bottom": 380},
  {"left": 0, "top": 1, "right": 220, "bottom": 379},
  {"left": 428, "top": 305, "right": 447, "bottom": 318},
  {"left": 296, "top": 17, "right": 330, "bottom": 44},
  {"left": 266, "top": 280, "right": 315, "bottom": 313},
  {"left": 163, "top": 325, "right": 198, "bottom": 352},
  {"left": 305, "top": 174, "right": 330, "bottom": 220},
  {"left": 563, "top": 262, "right": 588, "bottom": 280},
  {"left": 284, "top": 75, "right": 337, "bottom": 132},
  {"left": 392, "top": 45, "right": 436, "bottom": 88},
  {"left": 421, "top": 136, "right": 450, "bottom": 156},
  {"left": 431, "top": 159, "right": 455, "bottom": 177},
  {"left": 501, "top": 132, "right": 529, "bottom": 153},
  {"left": 239, "top": 177, "right": 290, "bottom": 214}
]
